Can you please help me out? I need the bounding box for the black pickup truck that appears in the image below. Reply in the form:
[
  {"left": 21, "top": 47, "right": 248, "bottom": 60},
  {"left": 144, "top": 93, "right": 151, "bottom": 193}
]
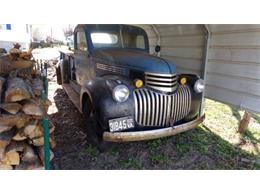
[{"left": 57, "top": 24, "right": 205, "bottom": 149}]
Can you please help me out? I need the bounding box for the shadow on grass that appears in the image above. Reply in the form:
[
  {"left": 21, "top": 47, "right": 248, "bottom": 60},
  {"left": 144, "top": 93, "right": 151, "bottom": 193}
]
[
  {"left": 228, "top": 105, "right": 241, "bottom": 122},
  {"left": 171, "top": 124, "right": 259, "bottom": 170}
]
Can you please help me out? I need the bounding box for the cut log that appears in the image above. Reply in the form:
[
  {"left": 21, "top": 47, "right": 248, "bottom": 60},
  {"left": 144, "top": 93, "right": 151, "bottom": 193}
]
[
  {"left": 0, "top": 113, "right": 31, "bottom": 128},
  {"left": 1, "top": 151, "right": 20, "bottom": 165},
  {"left": 22, "top": 100, "right": 44, "bottom": 117},
  {"left": 15, "top": 159, "right": 43, "bottom": 170},
  {"left": 0, "top": 128, "right": 16, "bottom": 159},
  {"left": 30, "top": 136, "right": 44, "bottom": 146},
  {"left": 0, "top": 55, "right": 33, "bottom": 76},
  {"left": 12, "top": 129, "right": 27, "bottom": 141},
  {"left": 0, "top": 164, "right": 13, "bottom": 170},
  {"left": 11, "top": 59, "right": 34, "bottom": 69},
  {"left": 37, "top": 147, "right": 54, "bottom": 165},
  {"left": 35, "top": 98, "right": 52, "bottom": 112},
  {"left": 5, "top": 77, "right": 32, "bottom": 102},
  {"left": 21, "top": 145, "right": 38, "bottom": 162},
  {"left": 5, "top": 141, "right": 26, "bottom": 153},
  {"left": 0, "top": 125, "right": 12, "bottom": 134},
  {"left": 49, "top": 120, "right": 55, "bottom": 134},
  {"left": 0, "top": 103, "right": 22, "bottom": 114},
  {"left": 0, "top": 77, "right": 5, "bottom": 101},
  {"left": 0, "top": 55, "right": 15, "bottom": 75},
  {"left": 30, "top": 136, "right": 55, "bottom": 147},
  {"left": 50, "top": 134, "right": 56, "bottom": 149},
  {"left": 23, "top": 120, "right": 38, "bottom": 136},
  {"left": 32, "top": 78, "right": 44, "bottom": 96},
  {"left": 238, "top": 111, "right": 251, "bottom": 133},
  {"left": 0, "top": 141, "right": 9, "bottom": 160}
]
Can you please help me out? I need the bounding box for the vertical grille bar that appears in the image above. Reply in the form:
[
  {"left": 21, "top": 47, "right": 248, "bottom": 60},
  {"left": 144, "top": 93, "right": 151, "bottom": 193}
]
[
  {"left": 155, "top": 92, "right": 160, "bottom": 126},
  {"left": 158, "top": 94, "right": 163, "bottom": 126},
  {"left": 150, "top": 91, "right": 156, "bottom": 126},
  {"left": 140, "top": 90, "right": 147, "bottom": 125},
  {"left": 144, "top": 90, "right": 151, "bottom": 125},
  {"left": 134, "top": 86, "right": 191, "bottom": 127}
]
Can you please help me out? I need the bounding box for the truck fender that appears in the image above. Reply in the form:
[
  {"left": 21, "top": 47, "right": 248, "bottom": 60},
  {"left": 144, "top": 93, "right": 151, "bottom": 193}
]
[{"left": 80, "top": 78, "right": 110, "bottom": 117}]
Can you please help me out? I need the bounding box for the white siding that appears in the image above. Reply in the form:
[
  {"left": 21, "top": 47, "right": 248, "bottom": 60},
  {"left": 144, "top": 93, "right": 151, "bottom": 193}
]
[
  {"left": 155, "top": 24, "right": 206, "bottom": 76},
  {"left": 0, "top": 24, "right": 31, "bottom": 51},
  {"left": 139, "top": 24, "right": 260, "bottom": 113},
  {"left": 206, "top": 24, "right": 260, "bottom": 113}
]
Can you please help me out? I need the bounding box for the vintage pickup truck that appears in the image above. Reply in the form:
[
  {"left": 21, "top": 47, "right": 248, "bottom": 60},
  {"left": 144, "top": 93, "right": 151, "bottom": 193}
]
[{"left": 57, "top": 24, "right": 205, "bottom": 149}]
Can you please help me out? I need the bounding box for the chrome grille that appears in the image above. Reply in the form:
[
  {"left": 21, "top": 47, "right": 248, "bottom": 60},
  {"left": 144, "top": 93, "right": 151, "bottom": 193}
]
[
  {"left": 96, "top": 63, "right": 124, "bottom": 74},
  {"left": 133, "top": 85, "right": 191, "bottom": 127},
  {"left": 145, "top": 72, "right": 178, "bottom": 93}
]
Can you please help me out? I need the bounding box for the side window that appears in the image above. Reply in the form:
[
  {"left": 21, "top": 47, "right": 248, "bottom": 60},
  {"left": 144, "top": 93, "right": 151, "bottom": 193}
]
[{"left": 76, "top": 31, "right": 87, "bottom": 52}]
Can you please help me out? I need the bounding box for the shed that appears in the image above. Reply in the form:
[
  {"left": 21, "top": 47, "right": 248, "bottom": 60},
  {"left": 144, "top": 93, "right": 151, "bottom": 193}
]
[{"left": 137, "top": 24, "right": 260, "bottom": 114}]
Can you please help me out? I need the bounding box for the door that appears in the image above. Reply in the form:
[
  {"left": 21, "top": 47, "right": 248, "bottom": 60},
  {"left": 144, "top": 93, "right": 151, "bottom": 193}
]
[{"left": 74, "top": 30, "right": 90, "bottom": 86}]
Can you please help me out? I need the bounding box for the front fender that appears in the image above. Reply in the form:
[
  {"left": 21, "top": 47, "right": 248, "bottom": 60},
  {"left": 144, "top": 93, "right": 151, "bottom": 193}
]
[{"left": 80, "top": 77, "right": 135, "bottom": 130}]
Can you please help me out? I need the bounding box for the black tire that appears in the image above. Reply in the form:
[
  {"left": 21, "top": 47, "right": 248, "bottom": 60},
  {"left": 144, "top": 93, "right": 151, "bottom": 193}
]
[
  {"left": 56, "top": 66, "right": 62, "bottom": 85},
  {"left": 61, "top": 59, "right": 70, "bottom": 84},
  {"left": 83, "top": 102, "right": 111, "bottom": 152}
]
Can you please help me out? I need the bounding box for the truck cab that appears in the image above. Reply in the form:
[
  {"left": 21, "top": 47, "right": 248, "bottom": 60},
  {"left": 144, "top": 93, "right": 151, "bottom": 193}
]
[{"left": 57, "top": 24, "right": 205, "bottom": 148}]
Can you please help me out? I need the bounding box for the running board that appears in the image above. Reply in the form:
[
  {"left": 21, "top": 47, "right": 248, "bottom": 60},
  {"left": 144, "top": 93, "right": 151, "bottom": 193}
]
[{"left": 62, "top": 83, "right": 81, "bottom": 113}]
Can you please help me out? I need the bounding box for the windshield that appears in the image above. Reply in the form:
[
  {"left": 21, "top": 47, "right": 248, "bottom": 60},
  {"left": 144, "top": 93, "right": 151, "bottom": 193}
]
[{"left": 90, "top": 29, "right": 147, "bottom": 51}]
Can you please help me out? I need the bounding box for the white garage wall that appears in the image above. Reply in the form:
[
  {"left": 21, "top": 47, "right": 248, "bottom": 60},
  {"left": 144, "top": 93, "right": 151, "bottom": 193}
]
[
  {"left": 155, "top": 24, "right": 206, "bottom": 76},
  {"left": 140, "top": 24, "right": 260, "bottom": 113},
  {"left": 206, "top": 24, "right": 260, "bottom": 113}
]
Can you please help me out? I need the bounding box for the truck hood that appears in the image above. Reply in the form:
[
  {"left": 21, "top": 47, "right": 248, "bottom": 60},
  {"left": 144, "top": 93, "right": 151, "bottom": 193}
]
[{"left": 92, "top": 49, "right": 176, "bottom": 74}]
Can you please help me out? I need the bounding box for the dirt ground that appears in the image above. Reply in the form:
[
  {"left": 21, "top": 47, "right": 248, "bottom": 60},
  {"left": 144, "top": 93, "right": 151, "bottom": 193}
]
[{"left": 45, "top": 63, "right": 259, "bottom": 170}]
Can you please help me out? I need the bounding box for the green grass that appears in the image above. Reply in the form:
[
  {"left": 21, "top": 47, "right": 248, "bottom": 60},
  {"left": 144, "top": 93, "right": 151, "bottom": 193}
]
[
  {"left": 120, "top": 158, "right": 142, "bottom": 169},
  {"left": 204, "top": 99, "right": 260, "bottom": 156},
  {"left": 86, "top": 99, "right": 260, "bottom": 169},
  {"left": 150, "top": 153, "right": 169, "bottom": 164},
  {"left": 86, "top": 145, "right": 99, "bottom": 160}
]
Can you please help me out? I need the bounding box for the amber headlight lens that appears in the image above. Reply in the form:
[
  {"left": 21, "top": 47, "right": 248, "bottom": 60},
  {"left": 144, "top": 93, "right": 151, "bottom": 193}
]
[
  {"left": 112, "top": 85, "right": 130, "bottom": 102},
  {"left": 134, "top": 79, "right": 143, "bottom": 88},
  {"left": 180, "top": 77, "right": 187, "bottom": 85},
  {"left": 194, "top": 79, "right": 205, "bottom": 93}
]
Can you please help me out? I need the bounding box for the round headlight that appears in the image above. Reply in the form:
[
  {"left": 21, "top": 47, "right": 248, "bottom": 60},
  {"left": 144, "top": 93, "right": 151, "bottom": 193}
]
[
  {"left": 112, "top": 85, "right": 130, "bottom": 102},
  {"left": 194, "top": 79, "right": 205, "bottom": 93}
]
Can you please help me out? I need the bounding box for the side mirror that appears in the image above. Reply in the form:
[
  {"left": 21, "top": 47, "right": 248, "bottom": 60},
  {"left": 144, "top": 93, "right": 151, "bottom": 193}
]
[{"left": 155, "top": 45, "right": 161, "bottom": 53}]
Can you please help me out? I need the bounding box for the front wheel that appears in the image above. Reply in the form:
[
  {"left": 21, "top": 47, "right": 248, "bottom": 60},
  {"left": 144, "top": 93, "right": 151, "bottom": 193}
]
[{"left": 83, "top": 103, "right": 111, "bottom": 152}]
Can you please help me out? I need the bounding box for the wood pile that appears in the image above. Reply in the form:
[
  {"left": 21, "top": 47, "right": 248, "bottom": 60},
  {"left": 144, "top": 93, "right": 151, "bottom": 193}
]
[{"left": 0, "top": 45, "right": 55, "bottom": 170}]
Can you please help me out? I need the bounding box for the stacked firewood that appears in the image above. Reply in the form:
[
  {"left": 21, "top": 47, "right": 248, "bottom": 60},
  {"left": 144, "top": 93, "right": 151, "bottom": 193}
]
[{"left": 0, "top": 44, "right": 55, "bottom": 170}]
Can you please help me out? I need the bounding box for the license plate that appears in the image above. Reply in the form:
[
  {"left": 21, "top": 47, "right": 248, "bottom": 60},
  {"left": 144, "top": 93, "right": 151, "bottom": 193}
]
[{"left": 109, "top": 116, "right": 135, "bottom": 132}]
